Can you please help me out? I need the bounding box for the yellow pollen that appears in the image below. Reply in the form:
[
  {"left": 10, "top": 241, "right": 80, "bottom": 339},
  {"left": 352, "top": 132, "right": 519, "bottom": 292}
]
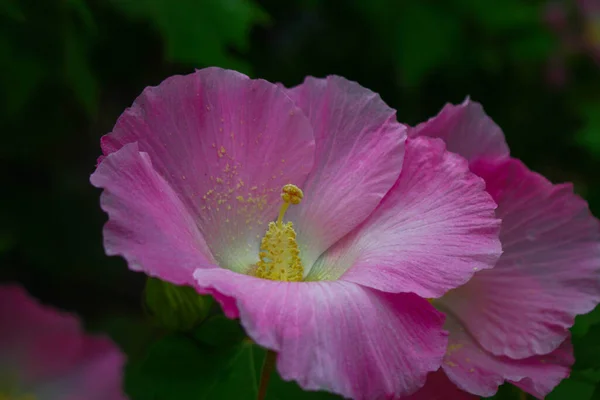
[{"left": 254, "top": 184, "right": 304, "bottom": 282}]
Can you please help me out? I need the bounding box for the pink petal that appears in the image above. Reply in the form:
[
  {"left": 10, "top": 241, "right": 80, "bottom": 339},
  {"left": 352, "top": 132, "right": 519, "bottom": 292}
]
[
  {"left": 440, "top": 312, "right": 573, "bottom": 398},
  {"left": 284, "top": 76, "right": 406, "bottom": 269},
  {"left": 192, "top": 268, "right": 447, "bottom": 399},
  {"left": 96, "top": 68, "right": 315, "bottom": 274},
  {"left": 310, "top": 136, "right": 501, "bottom": 298},
  {"left": 0, "top": 285, "right": 126, "bottom": 399},
  {"left": 440, "top": 158, "right": 600, "bottom": 358},
  {"left": 409, "top": 98, "right": 509, "bottom": 163},
  {"left": 405, "top": 370, "right": 478, "bottom": 400},
  {"left": 90, "top": 143, "right": 217, "bottom": 285}
]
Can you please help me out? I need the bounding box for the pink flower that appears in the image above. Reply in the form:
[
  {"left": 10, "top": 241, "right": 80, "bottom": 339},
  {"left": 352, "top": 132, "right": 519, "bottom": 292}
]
[
  {"left": 0, "top": 285, "right": 126, "bottom": 400},
  {"left": 91, "top": 68, "right": 502, "bottom": 399},
  {"left": 407, "top": 98, "right": 600, "bottom": 399}
]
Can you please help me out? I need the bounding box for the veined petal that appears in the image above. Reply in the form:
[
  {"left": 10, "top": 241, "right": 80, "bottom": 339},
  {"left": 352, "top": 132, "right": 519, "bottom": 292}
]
[
  {"left": 0, "top": 285, "right": 126, "bottom": 400},
  {"left": 405, "top": 370, "right": 478, "bottom": 400},
  {"left": 440, "top": 312, "right": 572, "bottom": 398},
  {"left": 192, "top": 268, "right": 447, "bottom": 400},
  {"left": 97, "top": 68, "right": 315, "bottom": 273},
  {"left": 440, "top": 158, "right": 600, "bottom": 358},
  {"left": 284, "top": 76, "right": 406, "bottom": 270},
  {"left": 309, "top": 136, "right": 501, "bottom": 298},
  {"left": 91, "top": 143, "right": 217, "bottom": 285},
  {"left": 409, "top": 97, "right": 509, "bottom": 163}
]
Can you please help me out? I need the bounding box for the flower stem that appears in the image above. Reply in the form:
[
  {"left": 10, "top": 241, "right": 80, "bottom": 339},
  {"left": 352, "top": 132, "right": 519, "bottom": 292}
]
[{"left": 257, "top": 350, "right": 277, "bottom": 400}]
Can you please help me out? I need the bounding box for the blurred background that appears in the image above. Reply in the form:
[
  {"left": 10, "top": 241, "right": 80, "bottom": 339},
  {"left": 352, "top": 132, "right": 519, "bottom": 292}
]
[{"left": 1, "top": 0, "right": 600, "bottom": 399}]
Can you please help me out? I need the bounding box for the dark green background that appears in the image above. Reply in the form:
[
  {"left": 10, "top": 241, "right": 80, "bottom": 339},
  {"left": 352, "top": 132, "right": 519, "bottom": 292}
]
[{"left": 1, "top": 0, "right": 599, "bottom": 399}]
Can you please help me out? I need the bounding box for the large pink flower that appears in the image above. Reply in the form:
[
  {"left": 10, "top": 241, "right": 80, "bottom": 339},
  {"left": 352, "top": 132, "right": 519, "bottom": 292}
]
[
  {"left": 408, "top": 98, "right": 600, "bottom": 399},
  {"left": 91, "top": 68, "right": 502, "bottom": 399},
  {"left": 0, "top": 285, "right": 126, "bottom": 400}
]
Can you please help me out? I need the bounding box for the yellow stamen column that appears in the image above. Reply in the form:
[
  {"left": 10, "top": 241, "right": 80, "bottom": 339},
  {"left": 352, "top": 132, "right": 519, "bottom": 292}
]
[{"left": 254, "top": 184, "right": 304, "bottom": 282}]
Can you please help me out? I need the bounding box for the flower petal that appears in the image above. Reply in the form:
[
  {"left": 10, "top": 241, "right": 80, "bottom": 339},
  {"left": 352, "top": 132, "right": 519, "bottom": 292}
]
[
  {"left": 0, "top": 285, "right": 126, "bottom": 400},
  {"left": 440, "top": 312, "right": 572, "bottom": 398},
  {"left": 409, "top": 97, "right": 509, "bottom": 163},
  {"left": 192, "top": 268, "right": 447, "bottom": 399},
  {"left": 97, "top": 68, "right": 315, "bottom": 273},
  {"left": 91, "top": 143, "right": 217, "bottom": 285},
  {"left": 440, "top": 158, "right": 600, "bottom": 358},
  {"left": 310, "top": 136, "right": 501, "bottom": 298},
  {"left": 405, "top": 370, "right": 478, "bottom": 400},
  {"left": 284, "top": 76, "right": 406, "bottom": 270}
]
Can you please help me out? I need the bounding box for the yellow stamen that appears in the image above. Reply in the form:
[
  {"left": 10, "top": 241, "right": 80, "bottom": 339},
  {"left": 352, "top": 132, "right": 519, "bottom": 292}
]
[{"left": 254, "top": 184, "right": 304, "bottom": 282}]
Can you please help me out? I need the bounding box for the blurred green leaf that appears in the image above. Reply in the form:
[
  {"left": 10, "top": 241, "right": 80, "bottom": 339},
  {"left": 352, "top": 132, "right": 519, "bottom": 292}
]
[
  {"left": 454, "top": 0, "right": 539, "bottom": 30},
  {"left": 144, "top": 277, "right": 213, "bottom": 332},
  {"left": 0, "top": 0, "right": 25, "bottom": 21},
  {"left": 592, "top": 383, "right": 600, "bottom": 400},
  {"left": 126, "top": 314, "right": 342, "bottom": 400},
  {"left": 484, "top": 383, "right": 523, "bottom": 399},
  {"left": 64, "top": 27, "right": 98, "bottom": 115},
  {"left": 93, "top": 315, "right": 159, "bottom": 360},
  {"left": 574, "top": 323, "right": 600, "bottom": 371},
  {"left": 577, "top": 101, "right": 600, "bottom": 157},
  {"left": 509, "top": 30, "right": 555, "bottom": 62},
  {"left": 547, "top": 373, "right": 598, "bottom": 400},
  {"left": 66, "top": 0, "right": 97, "bottom": 34},
  {"left": 572, "top": 305, "right": 600, "bottom": 338},
  {"left": 109, "top": 0, "right": 268, "bottom": 72},
  {"left": 266, "top": 373, "right": 341, "bottom": 400},
  {"left": 125, "top": 333, "right": 259, "bottom": 400},
  {"left": 395, "top": 2, "right": 462, "bottom": 86},
  {"left": 0, "top": 37, "right": 45, "bottom": 115},
  {"left": 192, "top": 314, "right": 246, "bottom": 346}
]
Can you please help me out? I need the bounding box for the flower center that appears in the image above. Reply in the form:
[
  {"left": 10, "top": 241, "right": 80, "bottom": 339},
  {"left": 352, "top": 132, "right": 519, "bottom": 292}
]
[{"left": 254, "top": 184, "right": 304, "bottom": 282}]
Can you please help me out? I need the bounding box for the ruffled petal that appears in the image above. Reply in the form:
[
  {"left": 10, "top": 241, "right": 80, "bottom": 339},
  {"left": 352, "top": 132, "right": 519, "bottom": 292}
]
[
  {"left": 0, "top": 285, "right": 126, "bottom": 400},
  {"left": 405, "top": 370, "right": 478, "bottom": 400},
  {"left": 409, "top": 97, "right": 509, "bottom": 163},
  {"left": 309, "top": 136, "right": 501, "bottom": 298},
  {"left": 284, "top": 76, "right": 406, "bottom": 269},
  {"left": 440, "top": 158, "right": 600, "bottom": 358},
  {"left": 91, "top": 143, "right": 217, "bottom": 285},
  {"left": 192, "top": 268, "right": 447, "bottom": 399},
  {"left": 440, "top": 312, "right": 572, "bottom": 398},
  {"left": 97, "top": 68, "right": 315, "bottom": 273}
]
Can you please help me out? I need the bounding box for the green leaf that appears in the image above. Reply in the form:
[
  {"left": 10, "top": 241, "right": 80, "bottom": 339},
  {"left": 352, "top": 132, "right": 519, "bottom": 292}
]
[
  {"left": 144, "top": 277, "right": 213, "bottom": 332},
  {"left": 265, "top": 373, "right": 342, "bottom": 400},
  {"left": 125, "top": 334, "right": 259, "bottom": 400},
  {"left": 394, "top": 2, "right": 462, "bottom": 86},
  {"left": 126, "top": 314, "right": 343, "bottom": 400},
  {"left": 484, "top": 383, "right": 524, "bottom": 399},
  {"left": 192, "top": 315, "right": 246, "bottom": 347},
  {"left": 92, "top": 315, "right": 159, "bottom": 360},
  {"left": 108, "top": 0, "right": 268, "bottom": 72},
  {"left": 574, "top": 323, "right": 600, "bottom": 371},
  {"left": 66, "top": 0, "right": 97, "bottom": 34},
  {"left": 0, "top": 36, "right": 45, "bottom": 115},
  {"left": 454, "top": 0, "right": 539, "bottom": 31},
  {"left": 0, "top": 0, "right": 25, "bottom": 21},
  {"left": 572, "top": 305, "right": 600, "bottom": 338},
  {"left": 64, "top": 27, "right": 98, "bottom": 115},
  {"left": 592, "top": 383, "right": 600, "bottom": 400},
  {"left": 576, "top": 101, "right": 600, "bottom": 157},
  {"left": 547, "top": 374, "right": 598, "bottom": 400}
]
